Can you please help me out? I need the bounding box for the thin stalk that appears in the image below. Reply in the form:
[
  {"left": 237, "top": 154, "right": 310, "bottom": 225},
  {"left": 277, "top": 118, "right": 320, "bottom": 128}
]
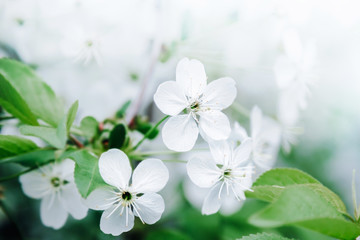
[
  {"left": 132, "top": 157, "right": 186, "bottom": 164},
  {"left": 0, "top": 200, "right": 24, "bottom": 239},
  {"left": 134, "top": 148, "right": 208, "bottom": 157},
  {"left": 135, "top": 150, "right": 179, "bottom": 156},
  {"left": 232, "top": 102, "right": 250, "bottom": 118},
  {"left": 0, "top": 116, "right": 15, "bottom": 121},
  {"left": 131, "top": 115, "right": 169, "bottom": 151},
  {"left": 70, "top": 135, "right": 84, "bottom": 148},
  {"left": 162, "top": 159, "right": 187, "bottom": 163},
  {"left": 0, "top": 166, "right": 38, "bottom": 183},
  {"left": 353, "top": 170, "right": 359, "bottom": 220}
]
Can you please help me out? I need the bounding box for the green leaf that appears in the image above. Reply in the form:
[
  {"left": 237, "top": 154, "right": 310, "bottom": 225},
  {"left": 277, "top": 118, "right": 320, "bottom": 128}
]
[
  {"left": 109, "top": 124, "right": 127, "bottom": 149},
  {"left": 115, "top": 100, "right": 131, "bottom": 118},
  {"left": 79, "top": 116, "right": 98, "bottom": 139},
  {"left": 0, "top": 73, "right": 38, "bottom": 125},
  {"left": 0, "top": 149, "right": 56, "bottom": 167},
  {"left": 20, "top": 117, "right": 67, "bottom": 149},
  {"left": 237, "top": 232, "right": 293, "bottom": 240},
  {"left": 146, "top": 229, "right": 191, "bottom": 240},
  {"left": 249, "top": 185, "right": 360, "bottom": 240},
  {"left": 66, "top": 100, "right": 78, "bottom": 132},
  {"left": 0, "top": 135, "right": 38, "bottom": 158},
  {"left": 246, "top": 168, "right": 321, "bottom": 202},
  {"left": 134, "top": 116, "right": 159, "bottom": 140},
  {"left": 69, "top": 150, "right": 106, "bottom": 198},
  {"left": 0, "top": 58, "right": 64, "bottom": 126},
  {"left": 253, "top": 168, "right": 321, "bottom": 187},
  {"left": 246, "top": 168, "right": 347, "bottom": 214}
]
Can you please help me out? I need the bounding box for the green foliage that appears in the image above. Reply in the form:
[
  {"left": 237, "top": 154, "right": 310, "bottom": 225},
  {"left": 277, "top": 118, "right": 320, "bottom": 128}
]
[
  {"left": 69, "top": 150, "right": 107, "bottom": 198},
  {"left": 66, "top": 100, "right": 79, "bottom": 132},
  {"left": 20, "top": 116, "right": 67, "bottom": 149},
  {"left": 246, "top": 168, "right": 347, "bottom": 214},
  {"left": 79, "top": 116, "right": 98, "bottom": 139},
  {"left": 248, "top": 168, "right": 360, "bottom": 240},
  {"left": 0, "top": 135, "right": 38, "bottom": 158},
  {"left": 237, "top": 232, "right": 294, "bottom": 240},
  {"left": 116, "top": 100, "right": 131, "bottom": 118},
  {"left": 109, "top": 124, "right": 128, "bottom": 149},
  {"left": 0, "top": 149, "right": 56, "bottom": 167},
  {"left": 0, "top": 58, "right": 64, "bottom": 126},
  {"left": 0, "top": 73, "right": 38, "bottom": 125},
  {"left": 145, "top": 229, "right": 191, "bottom": 240},
  {"left": 133, "top": 116, "right": 159, "bottom": 140}
]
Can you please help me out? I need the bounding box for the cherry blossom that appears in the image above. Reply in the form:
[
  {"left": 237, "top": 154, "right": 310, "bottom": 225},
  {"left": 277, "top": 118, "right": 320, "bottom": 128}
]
[
  {"left": 85, "top": 149, "right": 169, "bottom": 236},
  {"left": 186, "top": 139, "right": 253, "bottom": 215},
  {"left": 154, "top": 58, "right": 237, "bottom": 152},
  {"left": 19, "top": 159, "right": 88, "bottom": 229}
]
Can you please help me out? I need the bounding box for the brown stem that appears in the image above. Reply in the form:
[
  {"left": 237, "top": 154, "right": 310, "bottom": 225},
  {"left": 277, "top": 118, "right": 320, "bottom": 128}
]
[
  {"left": 127, "top": 42, "right": 162, "bottom": 125},
  {"left": 70, "top": 135, "right": 84, "bottom": 148}
]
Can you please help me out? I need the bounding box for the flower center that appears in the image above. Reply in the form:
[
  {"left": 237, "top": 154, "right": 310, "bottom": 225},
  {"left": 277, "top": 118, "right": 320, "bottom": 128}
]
[
  {"left": 50, "top": 177, "right": 69, "bottom": 188},
  {"left": 190, "top": 101, "right": 200, "bottom": 110},
  {"left": 86, "top": 40, "right": 94, "bottom": 47},
  {"left": 51, "top": 177, "right": 61, "bottom": 187},
  {"left": 121, "top": 191, "right": 132, "bottom": 201},
  {"left": 223, "top": 169, "right": 231, "bottom": 177}
]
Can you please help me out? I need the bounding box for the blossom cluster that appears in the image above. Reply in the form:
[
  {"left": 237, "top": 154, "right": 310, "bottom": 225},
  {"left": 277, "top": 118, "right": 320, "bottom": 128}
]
[{"left": 18, "top": 58, "right": 303, "bottom": 236}]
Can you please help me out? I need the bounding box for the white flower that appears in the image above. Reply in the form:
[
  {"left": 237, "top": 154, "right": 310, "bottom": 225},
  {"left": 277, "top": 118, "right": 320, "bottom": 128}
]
[
  {"left": 274, "top": 29, "right": 317, "bottom": 125},
  {"left": 186, "top": 139, "right": 253, "bottom": 215},
  {"left": 85, "top": 149, "right": 169, "bottom": 236},
  {"left": 154, "top": 57, "right": 237, "bottom": 152},
  {"left": 19, "top": 159, "right": 88, "bottom": 229},
  {"left": 233, "top": 106, "right": 281, "bottom": 172}
]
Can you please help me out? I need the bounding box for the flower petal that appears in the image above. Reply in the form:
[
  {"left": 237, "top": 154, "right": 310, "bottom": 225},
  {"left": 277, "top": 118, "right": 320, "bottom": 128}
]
[
  {"left": 57, "top": 158, "right": 75, "bottom": 181},
  {"left": 153, "top": 81, "right": 188, "bottom": 116},
  {"left": 19, "top": 170, "right": 52, "bottom": 199},
  {"left": 85, "top": 186, "right": 116, "bottom": 210},
  {"left": 202, "top": 183, "right": 222, "bottom": 215},
  {"left": 40, "top": 192, "right": 68, "bottom": 229},
  {"left": 187, "top": 155, "right": 221, "bottom": 188},
  {"left": 133, "top": 193, "right": 165, "bottom": 224},
  {"left": 61, "top": 184, "right": 88, "bottom": 219},
  {"left": 201, "top": 77, "right": 237, "bottom": 110},
  {"left": 250, "top": 106, "right": 263, "bottom": 139},
  {"left": 232, "top": 172, "right": 253, "bottom": 199},
  {"left": 131, "top": 159, "right": 169, "bottom": 193},
  {"left": 232, "top": 138, "right": 252, "bottom": 167},
  {"left": 198, "top": 110, "right": 231, "bottom": 141},
  {"left": 100, "top": 205, "right": 134, "bottom": 236},
  {"left": 219, "top": 189, "right": 244, "bottom": 216},
  {"left": 208, "top": 140, "right": 232, "bottom": 165},
  {"left": 162, "top": 114, "right": 199, "bottom": 152},
  {"left": 274, "top": 55, "right": 296, "bottom": 89},
  {"left": 176, "top": 58, "right": 207, "bottom": 98},
  {"left": 99, "top": 149, "right": 131, "bottom": 189},
  {"left": 232, "top": 122, "right": 249, "bottom": 142}
]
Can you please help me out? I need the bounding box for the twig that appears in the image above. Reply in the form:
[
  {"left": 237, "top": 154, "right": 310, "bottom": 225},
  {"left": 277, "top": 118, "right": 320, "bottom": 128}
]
[
  {"left": 131, "top": 115, "right": 169, "bottom": 151},
  {"left": 0, "top": 166, "right": 38, "bottom": 183},
  {"left": 70, "top": 135, "right": 84, "bottom": 148}
]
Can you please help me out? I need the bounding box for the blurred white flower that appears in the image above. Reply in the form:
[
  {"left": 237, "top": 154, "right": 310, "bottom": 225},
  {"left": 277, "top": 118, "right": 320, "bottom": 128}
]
[
  {"left": 280, "top": 125, "right": 304, "bottom": 153},
  {"left": 154, "top": 57, "right": 237, "bottom": 152},
  {"left": 186, "top": 139, "right": 253, "bottom": 215},
  {"left": 85, "top": 149, "right": 169, "bottom": 236},
  {"left": 19, "top": 159, "right": 88, "bottom": 229},
  {"left": 274, "top": 29, "right": 317, "bottom": 125},
  {"left": 62, "top": 31, "right": 102, "bottom": 66},
  {"left": 233, "top": 106, "right": 281, "bottom": 172}
]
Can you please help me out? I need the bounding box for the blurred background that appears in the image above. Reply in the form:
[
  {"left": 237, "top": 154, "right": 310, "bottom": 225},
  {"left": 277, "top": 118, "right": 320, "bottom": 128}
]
[{"left": 0, "top": 0, "right": 360, "bottom": 239}]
